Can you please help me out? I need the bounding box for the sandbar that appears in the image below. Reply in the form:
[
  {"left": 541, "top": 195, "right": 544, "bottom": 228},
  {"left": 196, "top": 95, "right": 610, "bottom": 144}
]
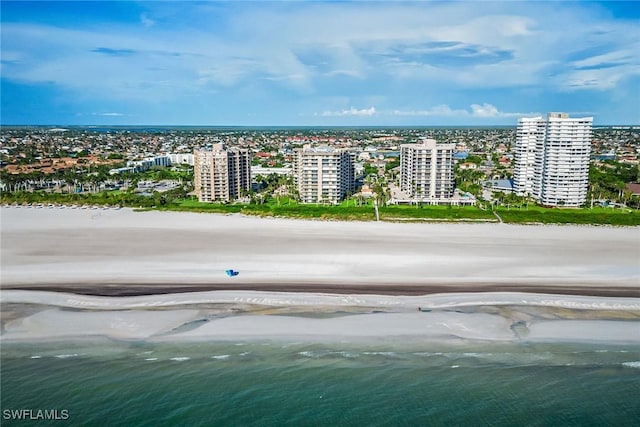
[{"left": 1, "top": 290, "right": 638, "bottom": 344}]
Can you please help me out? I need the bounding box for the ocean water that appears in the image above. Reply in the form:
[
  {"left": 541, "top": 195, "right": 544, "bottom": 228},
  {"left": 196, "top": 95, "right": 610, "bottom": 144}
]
[{"left": 2, "top": 340, "right": 639, "bottom": 426}]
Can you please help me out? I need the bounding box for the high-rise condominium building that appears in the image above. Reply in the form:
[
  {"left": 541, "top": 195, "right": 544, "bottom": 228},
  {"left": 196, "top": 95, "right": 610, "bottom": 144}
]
[
  {"left": 513, "top": 113, "right": 592, "bottom": 207},
  {"left": 400, "top": 139, "right": 455, "bottom": 201},
  {"left": 194, "top": 144, "right": 251, "bottom": 202},
  {"left": 293, "top": 146, "right": 355, "bottom": 204}
]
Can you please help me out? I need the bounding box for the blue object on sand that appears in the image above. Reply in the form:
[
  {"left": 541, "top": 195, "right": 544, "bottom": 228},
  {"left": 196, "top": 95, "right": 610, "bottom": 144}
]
[{"left": 225, "top": 269, "right": 239, "bottom": 277}]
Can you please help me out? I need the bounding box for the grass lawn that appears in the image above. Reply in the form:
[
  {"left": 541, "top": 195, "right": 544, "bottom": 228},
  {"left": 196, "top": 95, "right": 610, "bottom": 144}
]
[
  {"left": 163, "top": 199, "right": 375, "bottom": 220},
  {"left": 4, "top": 191, "right": 638, "bottom": 225},
  {"left": 495, "top": 206, "right": 640, "bottom": 226},
  {"left": 165, "top": 199, "right": 639, "bottom": 225},
  {"left": 162, "top": 199, "right": 495, "bottom": 222},
  {"left": 380, "top": 204, "right": 496, "bottom": 221}
]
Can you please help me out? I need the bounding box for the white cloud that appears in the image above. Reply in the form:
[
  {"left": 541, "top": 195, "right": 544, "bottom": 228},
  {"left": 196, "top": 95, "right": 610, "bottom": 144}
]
[
  {"left": 4, "top": 3, "right": 636, "bottom": 96},
  {"left": 563, "top": 63, "right": 639, "bottom": 91},
  {"left": 319, "top": 107, "right": 376, "bottom": 117},
  {"left": 391, "top": 104, "right": 537, "bottom": 118},
  {"left": 197, "top": 59, "right": 258, "bottom": 87},
  {"left": 391, "top": 105, "right": 467, "bottom": 117},
  {"left": 470, "top": 103, "right": 500, "bottom": 117},
  {"left": 91, "top": 112, "right": 124, "bottom": 117},
  {"left": 2, "top": 1, "right": 637, "bottom": 123},
  {"left": 324, "top": 69, "right": 362, "bottom": 78},
  {"left": 140, "top": 14, "right": 155, "bottom": 28}
]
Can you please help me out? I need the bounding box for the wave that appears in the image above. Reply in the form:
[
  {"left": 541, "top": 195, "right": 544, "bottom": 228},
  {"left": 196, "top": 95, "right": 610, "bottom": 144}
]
[
  {"left": 412, "top": 352, "right": 444, "bottom": 356},
  {"left": 298, "top": 350, "right": 361, "bottom": 359},
  {"left": 621, "top": 361, "right": 640, "bottom": 368},
  {"left": 211, "top": 355, "right": 230, "bottom": 360},
  {"left": 362, "top": 351, "right": 401, "bottom": 358},
  {"left": 298, "top": 350, "right": 405, "bottom": 360},
  {"left": 296, "top": 350, "right": 562, "bottom": 364},
  {"left": 12, "top": 341, "right": 638, "bottom": 370}
]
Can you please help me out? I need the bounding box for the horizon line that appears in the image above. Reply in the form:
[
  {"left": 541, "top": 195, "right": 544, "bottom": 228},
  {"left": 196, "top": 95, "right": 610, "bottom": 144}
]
[{"left": 2, "top": 123, "right": 638, "bottom": 128}]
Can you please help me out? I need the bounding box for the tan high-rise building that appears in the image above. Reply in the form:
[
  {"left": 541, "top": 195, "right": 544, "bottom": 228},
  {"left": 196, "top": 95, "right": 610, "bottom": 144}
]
[
  {"left": 293, "top": 146, "right": 355, "bottom": 204},
  {"left": 400, "top": 139, "right": 455, "bottom": 201},
  {"left": 194, "top": 144, "right": 251, "bottom": 202}
]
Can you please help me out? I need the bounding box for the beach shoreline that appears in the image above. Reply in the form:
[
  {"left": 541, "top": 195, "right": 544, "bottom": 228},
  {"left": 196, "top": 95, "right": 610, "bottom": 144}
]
[
  {"left": 2, "top": 282, "right": 639, "bottom": 298},
  {"left": 2, "top": 289, "right": 639, "bottom": 345},
  {"left": 2, "top": 207, "right": 639, "bottom": 345}
]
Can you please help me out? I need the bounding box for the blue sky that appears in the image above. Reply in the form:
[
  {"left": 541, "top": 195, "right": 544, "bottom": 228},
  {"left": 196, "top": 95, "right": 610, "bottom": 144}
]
[{"left": 1, "top": 1, "right": 638, "bottom": 125}]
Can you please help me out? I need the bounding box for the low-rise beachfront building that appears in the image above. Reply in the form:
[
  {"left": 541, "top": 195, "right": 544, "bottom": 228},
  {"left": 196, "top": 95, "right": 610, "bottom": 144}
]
[
  {"left": 194, "top": 144, "right": 251, "bottom": 202},
  {"left": 399, "top": 138, "right": 456, "bottom": 204},
  {"left": 108, "top": 166, "right": 137, "bottom": 175},
  {"left": 126, "top": 155, "right": 171, "bottom": 172},
  {"left": 293, "top": 145, "right": 355, "bottom": 204},
  {"left": 167, "top": 153, "right": 195, "bottom": 166},
  {"left": 251, "top": 166, "right": 292, "bottom": 177}
]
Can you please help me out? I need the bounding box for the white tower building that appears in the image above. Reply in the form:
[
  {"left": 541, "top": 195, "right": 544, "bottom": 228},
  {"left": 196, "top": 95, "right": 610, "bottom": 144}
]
[
  {"left": 513, "top": 113, "right": 592, "bottom": 207},
  {"left": 293, "top": 146, "right": 355, "bottom": 204},
  {"left": 400, "top": 139, "right": 455, "bottom": 202},
  {"left": 513, "top": 117, "right": 546, "bottom": 197}
]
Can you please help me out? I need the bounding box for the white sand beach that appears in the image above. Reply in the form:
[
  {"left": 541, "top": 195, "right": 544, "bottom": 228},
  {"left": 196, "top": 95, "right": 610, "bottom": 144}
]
[
  {"left": 1, "top": 207, "right": 639, "bottom": 345},
  {"left": 1, "top": 207, "right": 639, "bottom": 289}
]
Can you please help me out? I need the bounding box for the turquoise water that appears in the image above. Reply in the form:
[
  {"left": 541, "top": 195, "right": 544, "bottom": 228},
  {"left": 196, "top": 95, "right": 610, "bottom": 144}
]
[{"left": 2, "top": 340, "right": 639, "bottom": 426}]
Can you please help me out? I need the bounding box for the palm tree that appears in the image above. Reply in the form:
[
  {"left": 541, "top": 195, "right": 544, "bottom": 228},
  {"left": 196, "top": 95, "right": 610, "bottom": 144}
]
[
  {"left": 615, "top": 182, "right": 627, "bottom": 205},
  {"left": 621, "top": 189, "right": 633, "bottom": 208},
  {"left": 524, "top": 193, "right": 535, "bottom": 210}
]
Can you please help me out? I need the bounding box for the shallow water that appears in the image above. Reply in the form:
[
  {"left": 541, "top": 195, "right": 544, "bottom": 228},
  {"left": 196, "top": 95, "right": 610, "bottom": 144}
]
[{"left": 2, "top": 340, "right": 639, "bottom": 426}]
